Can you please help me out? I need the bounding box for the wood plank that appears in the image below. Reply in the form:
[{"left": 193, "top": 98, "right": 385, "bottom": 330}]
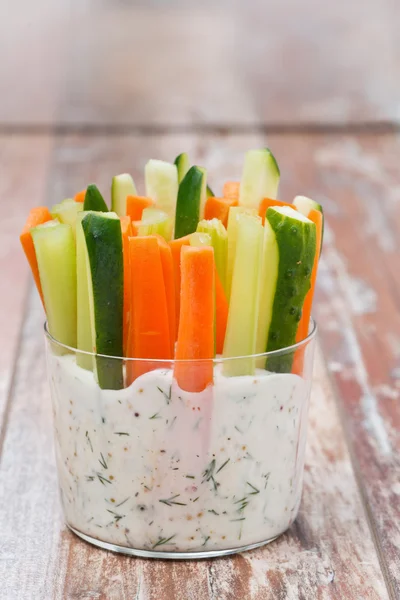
[
  {"left": 0, "top": 135, "right": 53, "bottom": 437},
  {"left": 1, "top": 1, "right": 399, "bottom": 126},
  {"left": 0, "top": 134, "right": 389, "bottom": 599}
]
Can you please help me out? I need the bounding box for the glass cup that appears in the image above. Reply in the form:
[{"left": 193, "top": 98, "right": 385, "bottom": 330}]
[{"left": 45, "top": 320, "right": 317, "bottom": 559}]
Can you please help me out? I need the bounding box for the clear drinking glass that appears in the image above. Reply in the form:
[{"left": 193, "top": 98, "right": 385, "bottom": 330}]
[{"left": 45, "top": 320, "right": 317, "bottom": 559}]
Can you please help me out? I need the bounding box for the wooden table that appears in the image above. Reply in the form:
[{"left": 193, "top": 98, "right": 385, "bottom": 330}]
[{"left": 0, "top": 1, "right": 399, "bottom": 598}]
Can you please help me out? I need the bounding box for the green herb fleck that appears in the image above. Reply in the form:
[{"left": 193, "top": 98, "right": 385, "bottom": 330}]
[
  {"left": 116, "top": 497, "right": 130, "bottom": 507},
  {"left": 97, "top": 473, "right": 112, "bottom": 485},
  {"left": 152, "top": 535, "right": 176, "bottom": 549},
  {"left": 192, "top": 497, "right": 200, "bottom": 503},
  {"left": 230, "top": 517, "right": 246, "bottom": 522},
  {"left": 234, "top": 425, "right": 243, "bottom": 434},
  {"left": 85, "top": 431, "right": 93, "bottom": 453},
  {"left": 185, "top": 475, "right": 195, "bottom": 479},
  {"left": 263, "top": 472, "right": 271, "bottom": 489},
  {"left": 208, "top": 509, "right": 219, "bottom": 515},
  {"left": 99, "top": 453, "right": 108, "bottom": 469},
  {"left": 85, "top": 475, "right": 95, "bottom": 482},
  {"left": 149, "top": 412, "right": 161, "bottom": 420},
  {"left": 216, "top": 458, "right": 230, "bottom": 474},
  {"left": 157, "top": 385, "right": 172, "bottom": 405},
  {"left": 106, "top": 509, "right": 125, "bottom": 522},
  {"left": 202, "top": 536, "right": 210, "bottom": 547},
  {"left": 246, "top": 482, "right": 260, "bottom": 495},
  {"left": 114, "top": 432, "right": 130, "bottom": 436},
  {"left": 159, "top": 494, "right": 187, "bottom": 507},
  {"left": 202, "top": 459, "right": 217, "bottom": 491}
]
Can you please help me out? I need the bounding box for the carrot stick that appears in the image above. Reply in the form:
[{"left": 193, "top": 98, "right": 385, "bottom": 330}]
[
  {"left": 126, "top": 195, "right": 154, "bottom": 221},
  {"left": 169, "top": 235, "right": 191, "bottom": 338},
  {"left": 174, "top": 246, "right": 215, "bottom": 392},
  {"left": 292, "top": 209, "right": 322, "bottom": 376},
  {"left": 74, "top": 190, "right": 86, "bottom": 203},
  {"left": 153, "top": 235, "right": 176, "bottom": 356},
  {"left": 130, "top": 220, "right": 141, "bottom": 236},
  {"left": 215, "top": 270, "right": 228, "bottom": 354},
  {"left": 258, "top": 198, "right": 296, "bottom": 225},
  {"left": 204, "top": 196, "right": 238, "bottom": 228},
  {"left": 120, "top": 216, "right": 132, "bottom": 356},
  {"left": 20, "top": 207, "right": 53, "bottom": 306},
  {"left": 223, "top": 181, "right": 240, "bottom": 200},
  {"left": 126, "top": 236, "right": 172, "bottom": 383}
]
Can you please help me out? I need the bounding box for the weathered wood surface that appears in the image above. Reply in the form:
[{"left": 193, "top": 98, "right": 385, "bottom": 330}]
[
  {"left": 0, "top": 135, "right": 53, "bottom": 438},
  {"left": 0, "top": 134, "right": 398, "bottom": 599},
  {"left": 1, "top": 0, "right": 399, "bottom": 126}
]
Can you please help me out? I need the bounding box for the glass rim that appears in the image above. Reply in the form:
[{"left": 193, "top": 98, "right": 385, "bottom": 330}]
[{"left": 44, "top": 318, "right": 317, "bottom": 363}]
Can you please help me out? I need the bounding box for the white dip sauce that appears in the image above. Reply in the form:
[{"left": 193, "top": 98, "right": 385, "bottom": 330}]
[{"left": 48, "top": 354, "right": 309, "bottom": 552}]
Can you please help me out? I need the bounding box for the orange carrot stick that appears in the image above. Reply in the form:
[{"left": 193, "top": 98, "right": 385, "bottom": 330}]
[
  {"left": 126, "top": 195, "right": 154, "bottom": 221},
  {"left": 74, "top": 190, "right": 86, "bottom": 203},
  {"left": 120, "top": 216, "right": 132, "bottom": 356},
  {"left": 20, "top": 207, "right": 53, "bottom": 306},
  {"left": 174, "top": 245, "right": 215, "bottom": 392},
  {"left": 169, "top": 235, "right": 191, "bottom": 338},
  {"left": 130, "top": 220, "right": 142, "bottom": 236},
  {"left": 223, "top": 181, "right": 240, "bottom": 201},
  {"left": 204, "top": 196, "right": 238, "bottom": 228},
  {"left": 296, "top": 208, "right": 322, "bottom": 342},
  {"left": 215, "top": 270, "right": 228, "bottom": 355},
  {"left": 258, "top": 198, "right": 296, "bottom": 225},
  {"left": 153, "top": 235, "right": 176, "bottom": 356},
  {"left": 126, "top": 236, "right": 172, "bottom": 383}
]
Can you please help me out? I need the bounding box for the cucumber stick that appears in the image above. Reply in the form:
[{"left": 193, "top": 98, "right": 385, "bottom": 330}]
[
  {"left": 264, "top": 206, "right": 316, "bottom": 373},
  {"left": 223, "top": 213, "right": 263, "bottom": 376},
  {"left": 197, "top": 218, "right": 227, "bottom": 291},
  {"left": 31, "top": 221, "right": 77, "bottom": 348},
  {"left": 51, "top": 201, "right": 83, "bottom": 239},
  {"left": 84, "top": 184, "right": 109, "bottom": 212},
  {"left": 76, "top": 212, "right": 94, "bottom": 370},
  {"left": 239, "top": 148, "right": 280, "bottom": 209},
  {"left": 111, "top": 173, "right": 137, "bottom": 216},
  {"left": 293, "top": 195, "right": 324, "bottom": 249},
  {"left": 256, "top": 219, "right": 279, "bottom": 356},
  {"left": 145, "top": 159, "right": 178, "bottom": 222},
  {"left": 138, "top": 207, "right": 173, "bottom": 241},
  {"left": 226, "top": 206, "right": 258, "bottom": 301},
  {"left": 82, "top": 212, "right": 124, "bottom": 390},
  {"left": 174, "top": 166, "right": 206, "bottom": 239},
  {"left": 174, "top": 153, "right": 191, "bottom": 184},
  {"left": 206, "top": 184, "right": 214, "bottom": 198}
]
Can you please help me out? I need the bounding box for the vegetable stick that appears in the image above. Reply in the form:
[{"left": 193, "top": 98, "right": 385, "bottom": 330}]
[
  {"left": 174, "top": 166, "right": 206, "bottom": 239},
  {"left": 76, "top": 212, "right": 93, "bottom": 371},
  {"left": 197, "top": 218, "right": 228, "bottom": 292},
  {"left": 126, "top": 195, "right": 154, "bottom": 221},
  {"left": 131, "top": 220, "right": 141, "bottom": 236},
  {"left": 204, "top": 196, "right": 238, "bottom": 228},
  {"left": 223, "top": 213, "right": 263, "bottom": 376},
  {"left": 295, "top": 208, "right": 323, "bottom": 343},
  {"left": 258, "top": 197, "right": 297, "bottom": 225},
  {"left": 145, "top": 159, "right": 178, "bottom": 222},
  {"left": 20, "top": 207, "right": 53, "bottom": 306},
  {"left": 239, "top": 149, "right": 280, "bottom": 208},
  {"left": 111, "top": 173, "right": 137, "bottom": 216},
  {"left": 74, "top": 190, "right": 86, "bottom": 203},
  {"left": 126, "top": 236, "right": 172, "bottom": 383},
  {"left": 226, "top": 206, "right": 258, "bottom": 301},
  {"left": 153, "top": 234, "right": 176, "bottom": 356},
  {"left": 223, "top": 181, "right": 240, "bottom": 200},
  {"left": 84, "top": 184, "right": 109, "bottom": 212},
  {"left": 138, "top": 208, "right": 173, "bottom": 241},
  {"left": 169, "top": 235, "right": 191, "bottom": 337},
  {"left": 120, "top": 216, "right": 132, "bottom": 356},
  {"left": 175, "top": 246, "right": 215, "bottom": 392}
]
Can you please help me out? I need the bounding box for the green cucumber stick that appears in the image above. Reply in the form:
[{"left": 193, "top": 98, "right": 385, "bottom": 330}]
[
  {"left": 174, "top": 166, "right": 205, "bottom": 239},
  {"left": 265, "top": 206, "right": 316, "bottom": 373},
  {"left": 226, "top": 206, "right": 258, "bottom": 301},
  {"left": 256, "top": 219, "right": 279, "bottom": 357},
  {"left": 206, "top": 184, "right": 214, "bottom": 198},
  {"left": 239, "top": 148, "right": 280, "bottom": 209},
  {"left": 223, "top": 213, "right": 263, "bottom": 376},
  {"left": 293, "top": 195, "right": 324, "bottom": 250},
  {"left": 138, "top": 207, "right": 173, "bottom": 241},
  {"left": 197, "top": 218, "right": 228, "bottom": 292},
  {"left": 111, "top": 174, "right": 137, "bottom": 216},
  {"left": 84, "top": 184, "right": 109, "bottom": 212},
  {"left": 76, "top": 212, "right": 94, "bottom": 370},
  {"left": 82, "top": 212, "right": 124, "bottom": 390},
  {"left": 145, "top": 159, "right": 178, "bottom": 222},
  {"left": 174, "top": 153, "right": 191, "bottom": 184},
  {"left": 31, "top": 221, "right": 77, "bottom": 349},
  {"left": 51, "top": 201, "right": 83, "bottom": 240}
]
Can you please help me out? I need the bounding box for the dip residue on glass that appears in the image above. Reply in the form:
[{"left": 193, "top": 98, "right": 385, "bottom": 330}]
[{"left": 49, "top": 353, "right": 309, "bottom": 552}]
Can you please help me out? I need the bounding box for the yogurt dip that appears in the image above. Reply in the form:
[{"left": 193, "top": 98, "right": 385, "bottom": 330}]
[{"left": 48, "top": 353, "right": 310, "bottom": 553}]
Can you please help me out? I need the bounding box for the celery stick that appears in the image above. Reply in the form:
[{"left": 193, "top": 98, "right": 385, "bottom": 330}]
[
  {"left": 111, "top": 173, "right": 137, "bottom": 216},
  {"left": 197, "top": 218, "right": 227, "bottom": 292},
  {"left": 138, "top": 207, "right": 173, "bottom": 241},
  {"left": 31, "top": 222, "right": 77, "bottom": 348},
  {"left": 190, "top": 232, "right": 212, "bottom": 247},
  {"left": 76, "top": 212, "right": 93, "bottom": 370},
  {"left": 223, "top": 213, "right": 263, "bottom": 376},
  {"left": 256, "top": 219, "right": 279, "bottom": 358},
  {"left": 145, "top": 159, "right": 178, "bottom": 222},
  {"left": 226, "top": 206, "right": 258, "bottom": 301}
]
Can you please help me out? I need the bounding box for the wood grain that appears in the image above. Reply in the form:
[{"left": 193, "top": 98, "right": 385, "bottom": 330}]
[
  {"left": 0, "top": 135, "right": 53, "bottom": 438},
  {"left": 1, "top": 0, "right": 399, "bottom": 126},
  {"left": 0, "top": 134, "right": 394, "bottom": 599}
]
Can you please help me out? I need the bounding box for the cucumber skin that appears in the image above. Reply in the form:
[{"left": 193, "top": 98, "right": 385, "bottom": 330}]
[
  {"left": 84, "top": 184, "right": 109, "bottom": 213},
  {"left": 82, "top": 213, "right": 123, "bottom": 389},
  {"left": 174, "top": 153, "right": 190, "bottom": 184},
  {"left": 265, "top": 209, "right": 316, "bottom": 373},
  {"left": 206, "top": 185, "right": 214, "bottom": 198},
  {"left": 174, "top": 166, "right": 204, "bottom": 239}
]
